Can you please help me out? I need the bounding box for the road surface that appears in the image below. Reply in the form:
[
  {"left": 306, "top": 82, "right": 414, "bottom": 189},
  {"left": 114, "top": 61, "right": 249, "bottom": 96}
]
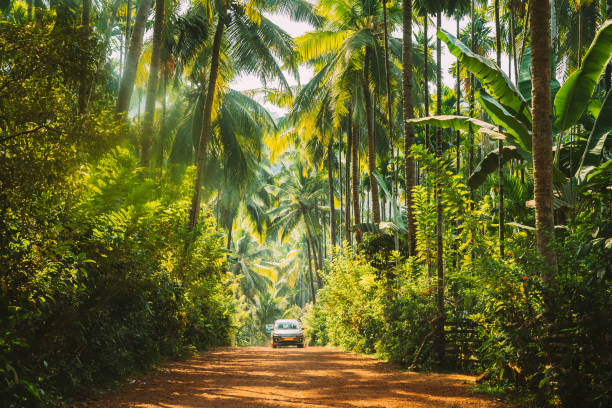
[{"left": 83, "top": 346, "right": 510, "bottom": 408}]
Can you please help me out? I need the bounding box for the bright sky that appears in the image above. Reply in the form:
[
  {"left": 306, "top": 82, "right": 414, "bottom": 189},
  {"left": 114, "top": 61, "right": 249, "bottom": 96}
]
[{"left": 230, "top": 13, "right": 511, "bottom": 116}]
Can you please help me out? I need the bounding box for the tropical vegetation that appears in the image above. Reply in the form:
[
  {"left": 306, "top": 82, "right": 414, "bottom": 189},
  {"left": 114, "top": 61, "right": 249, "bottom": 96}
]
[{"left": 1, "top": 0, "right": 610, "bottom": 407}]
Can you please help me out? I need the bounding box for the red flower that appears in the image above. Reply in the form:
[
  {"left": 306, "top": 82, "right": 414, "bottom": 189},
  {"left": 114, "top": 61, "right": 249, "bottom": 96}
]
[
  {"left": 508, "top": 251, "right": 513, "bottom": 256},
  {"left": 522, "top": 276, "right": 529, "bottom": 281}
]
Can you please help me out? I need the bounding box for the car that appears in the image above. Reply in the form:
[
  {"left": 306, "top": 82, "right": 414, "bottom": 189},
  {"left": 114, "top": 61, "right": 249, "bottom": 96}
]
[{"left": 271, "top": 319, "right": 304, "bottom": 348}]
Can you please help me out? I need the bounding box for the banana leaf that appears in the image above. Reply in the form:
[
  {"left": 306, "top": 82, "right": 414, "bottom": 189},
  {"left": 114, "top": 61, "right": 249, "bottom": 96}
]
[
  {"left": 407, "top": 115, "right": 501, "bottom": 135},
  {"left": 438, "top": 28, "right": 531, "bottom": 125},
  {"left": 553, "top": 20, "right": 612, "bottom": 132},
  {"left": 468, "top": 145, "right": 523, "bottom": 189},
  {"left": 517, "top": 46, "right": 561, "bottom": 106},
  {"left": 576, "top": 89, "right": 612, "bottom": 183},
  {"left": 476, "top": 89, "right": 532, "bottom": 152}
]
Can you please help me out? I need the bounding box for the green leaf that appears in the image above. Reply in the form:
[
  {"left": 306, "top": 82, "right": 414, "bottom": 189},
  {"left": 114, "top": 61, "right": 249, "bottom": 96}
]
[
  {"left": 553, "top": 20, "right": 612, "bottom": 132},
  {"left": 476, "top": 89, "right": 532, "bottom": 152},
  {"left": 576, "top": 89, "right": 612, "bottom": 183},
  {"left": 407, "top": 115, "right": 498, "bottom": 135},
  {"left": 438, "top": 28, "right": 531, "bottom": 125},
  {"left": 468, "top": 145, "right": 523, "bottom": 189},
  {"left": 518, "top": 46, "right": 561, "bottom": 106}
]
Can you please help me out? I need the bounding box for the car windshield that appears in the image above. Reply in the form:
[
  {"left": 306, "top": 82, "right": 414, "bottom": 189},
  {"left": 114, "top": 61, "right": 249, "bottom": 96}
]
[{"left": 275, "top": 321, "right": 299, "bottom": 330}]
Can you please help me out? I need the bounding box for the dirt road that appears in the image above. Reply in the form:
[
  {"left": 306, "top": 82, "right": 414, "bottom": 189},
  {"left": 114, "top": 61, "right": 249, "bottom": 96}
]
[{"left": 83, "top": 346, "right": 509, "bottom": 408}]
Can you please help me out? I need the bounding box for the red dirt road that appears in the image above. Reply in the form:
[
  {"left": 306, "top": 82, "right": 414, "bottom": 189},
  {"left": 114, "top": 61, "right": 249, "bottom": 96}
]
[{"left": 83, "top": 346, "right": 510, "bottom": 408}]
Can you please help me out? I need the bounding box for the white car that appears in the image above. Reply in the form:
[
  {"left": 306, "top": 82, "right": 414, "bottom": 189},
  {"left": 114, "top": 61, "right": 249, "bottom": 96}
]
[{"left": 271, "top": 319, "right": 304, "bottom": 348}]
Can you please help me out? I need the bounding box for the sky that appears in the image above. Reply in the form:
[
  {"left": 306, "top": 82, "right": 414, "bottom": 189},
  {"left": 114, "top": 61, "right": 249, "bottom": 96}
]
[{"left": 229, "top": 12, "right": 512, "bottom": 116}]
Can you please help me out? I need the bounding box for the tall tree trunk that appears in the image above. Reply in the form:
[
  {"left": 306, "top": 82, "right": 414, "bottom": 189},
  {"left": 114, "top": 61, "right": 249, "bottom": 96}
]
[
  {"left": 606, "top": 0, "right": 612, "bottom": 91},
  {"left": 140, "top": 0, "right": 164, "bottom": 167},
  {"left": 434, "top": 11, "right": 445, "bottom": 367},
  {"left": 362, "top": 52, "right": 381, "bottom": 224},
  {"left": 27, "top": 0, "right": 32, "bottom": 22},
  {"left": 469, "top": 0, "right": 475, "bottom": 179},
  {"left": 403, "top": 0, "right": 416, "bottom": 256},
  {"left": 339, "top": 134, "right": 343, "bottom": 246},
  {"left": 125, "top": 0, "right": 132, "bottom": 72},
  {"left": 188, "top": 16, "right": 225, "bottom": 230},
  {"left": 352, "top": 124, "right": 362, "bottom": 243},
  {"left": 424, "top": 15, "right": 430, "bottom": 151},
  {"left": 226, "top": 220, "right": 233, "bottom": 251},
  {"left": 578, "top": 4, "right": 582, "bottom": 68},
  {"left": 529, "top": 0, "right": 557, "bottom": 281},
  {"left": 157, "top": 69, "right": 168, "bottom": 167},
  {"left": 382, "top": 0, "right": 399, "bottom": 250},
  {"left": 456, "top": 16, "right": 461, "bottom": 174},
  {"left": 306, "top": 238, "right": 316, "bottom": 304},
  {"left": 116, "top": 0, "right": 153, "bottom": 115},
  {"left": 78, "top": 0, "right": 91, "bottom": 114},
  {"left": 328, "top": 140, "right": 336, "bottom": 248},
  {"left": 345, "top": 117, "right": 352, "bottom": 245},
  {"left": 511, "top": 8, "right": 518, "bottom": 83},
  {"left": 495, "top": 0, "right": 505, "bottom": 258}
]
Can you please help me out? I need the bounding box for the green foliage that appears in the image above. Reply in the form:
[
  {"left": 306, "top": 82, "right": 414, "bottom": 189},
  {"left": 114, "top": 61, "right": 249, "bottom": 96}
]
[
  {"left": 553, "top": 20, "right": 612, "bottom": 132},
  {"left": 0, "top": 19, "right": 234, "bottom": 406},
  {"left": 1, "top": 148, "right": 234, "bottom": 406}
]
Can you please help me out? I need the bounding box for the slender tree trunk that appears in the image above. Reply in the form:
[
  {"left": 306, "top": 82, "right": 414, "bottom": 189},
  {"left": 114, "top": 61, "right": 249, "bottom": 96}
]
[
  {"left": 469, "top": 0, "right": 475, "bottom": 178},
  {"left": 140, "top": 0, "right": 164, "bottom": 166},
  {"left": 226, "top": 220, "right": 233, "bottom": 251},
  {"left": 578, "top": 4, "right": 583, "bottom": 68},
  {"left": 328, "top": 140, "right": 336, "bottom": 248},
  {"left": 158, "top": 69, "right": 168, "bottom": 167},
  {"left": 362, "top": 52, "right": 381, "bottom": 225},
  {"left": 434, "top": 11, "right": 445, "bottom": 367},
  {"left": 188, "top": 16, "right": 225, "bottom": 230},
  {"left": 403, "top": 0, "right": 416, "bottom": 256},
  {"left": 496, "top": 0, "right": 505, "bottom": 258},
  {"left": 116, "top": 0, "right": 153, "bottom": 115},
  {"left": 456, "top": 16, "right": 461, "bottom": 174},
  {"left": 382, "top": 0, "right": 399, "bottom": 250},
  {"left": 339, "top": 134, "right": 343, "bottom": 246},
  {"left": 27, "top": 0, "right": 32, "bottom": 22},
  {"left": 345, "top": 117, "right": 352, "bottom": 245},
  {"left": 306, "top": 238, "right": 316, "bottom": 304},
  {"left": 529, "top": 0, "right": 557, "bottom": 281},
  {"left": 511, "top": 9, "right": 518, "bottom": 83},
  {"left": 606, "top": 3, "right": 612, "bottom": 91},
  {"left": 424, "top": 15, "right": 430, "bottom": 151},
  {"left": 125, "top": 0, "right": 131, "bottom": 72},
  {"left": 78, "top": 0, "right": 91, "bottom": 114},
  {"left": 352, "top": 124, "right": 362, "bottom": 244}
]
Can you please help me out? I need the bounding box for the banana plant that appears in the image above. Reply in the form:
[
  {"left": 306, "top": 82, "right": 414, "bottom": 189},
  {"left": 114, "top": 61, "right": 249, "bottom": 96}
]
[{"left": 407, "top": 20, "right": 612, "bottom": 189}]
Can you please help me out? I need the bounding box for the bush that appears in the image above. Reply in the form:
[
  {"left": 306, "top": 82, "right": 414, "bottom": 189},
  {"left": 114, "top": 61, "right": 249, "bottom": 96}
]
[{"left": 0, "top": 149, "right": 234, "bottom": 407}]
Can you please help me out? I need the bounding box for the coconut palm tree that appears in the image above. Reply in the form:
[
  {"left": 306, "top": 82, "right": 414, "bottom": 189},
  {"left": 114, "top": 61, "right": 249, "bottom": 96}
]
[
  {"left": 403, "top": 0, "right": 416, "bottom": 255},
  {"left": 140, "top": 0, "right": 165, "bottom": 166},
  {"left": 295, "top": 0, "right": 406, "bottom": 226},
  {"left": 529, "top": 0, "right": 557, "bottom": 280},
  {"left": 116, "top": 0, "right": 153, "bottom": 115},
  {"left": 187, "top": 0, "right": 319, "bottom": 230},
  {"left": 268, "top": 159, "right": 328, "bottom": 302}
]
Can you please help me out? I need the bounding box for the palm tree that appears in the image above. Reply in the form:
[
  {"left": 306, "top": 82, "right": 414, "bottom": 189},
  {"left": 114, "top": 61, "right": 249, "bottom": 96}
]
[
  {"left": 494, "top": 0, "right": 506, "bottom": 259},
  {"left": 529, "top": 0, "right": 557, "bottom": 280},
  {"left": 295, "top": 0, "right": 405, "bottom": 227},
  {"left": 140, "top": 0, "right": 165, "bottom": 166},
  {"left": 229, "top": 233, "right": 275, "bottom": 302},
  {"left": 403, "top": 0, "right": 416, "bottom": 255},
  {"left": 188, "top": 0, "right": 317, "bottom": 230},
  {"left": 116, "top": 0, "right": 153, "bottom": 115},
  {"left": 268, "top": 160, "right": 328, "bottom": 302}
]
